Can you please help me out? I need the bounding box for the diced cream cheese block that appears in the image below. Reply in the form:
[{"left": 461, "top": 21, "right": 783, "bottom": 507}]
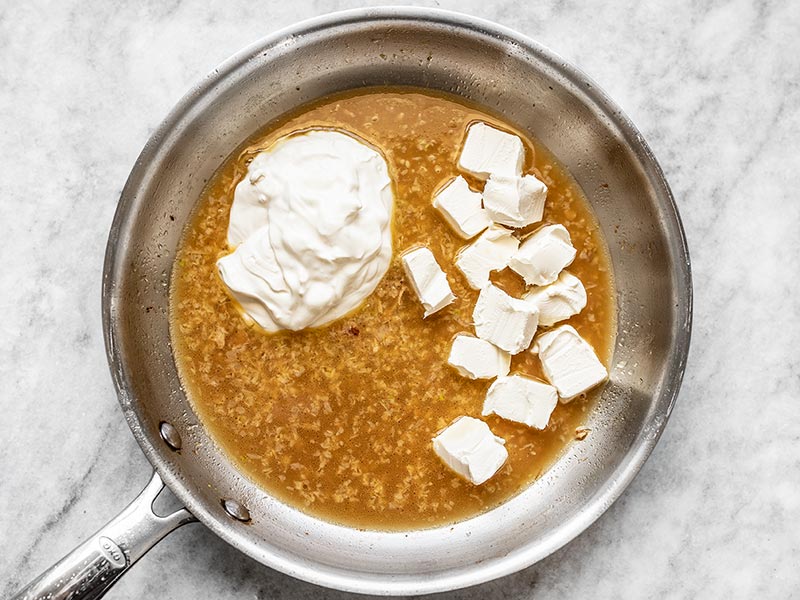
[
  {"left": 509, "top": 224, "right": 577, "bottom": 286},
  {"left": 447, "top": 334, "right": 511, "bottom": 380},
  {"left": 483, "top": 173, "right": 548, "bottom": 228},
  {"left": 432, "top": 176, "right": 492, "bottom": 239},
  {"left": 482, "top": 375, "right": 558, "bottom": 429},
  {"left": 401, "top": 247, "right": 455, "bottom": 317},
  {"left": 473, "top": 284, "right": 539, "bottom": 354},
  {"left": 432, "top": 416, "right": 508, "bottom": 485},
  {"left": 533, "top": 325, "right": 608, "bottom": 401},
  {"left": 523, "top": 270, "right": 587, "bottom": 326},
  {"left": 455, "top": 225, "right": 519, "bottom": 290},
  {"left": 458, "top": 122, "right": 525, "bottom": 180}
]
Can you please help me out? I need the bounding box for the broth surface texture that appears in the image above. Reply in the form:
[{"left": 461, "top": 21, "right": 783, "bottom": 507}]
[{"left": 170, "top": 88, "right": 616, "bottom": 530}]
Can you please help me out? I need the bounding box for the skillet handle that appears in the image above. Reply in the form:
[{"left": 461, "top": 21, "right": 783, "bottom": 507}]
[{"left": 11, "top": 471, "right": 196, "bottom": 600}]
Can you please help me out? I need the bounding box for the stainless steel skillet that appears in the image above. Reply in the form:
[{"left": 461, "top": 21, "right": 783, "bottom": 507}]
[{"left": 13, "top": 7, "right": 691, "bottom": 599}]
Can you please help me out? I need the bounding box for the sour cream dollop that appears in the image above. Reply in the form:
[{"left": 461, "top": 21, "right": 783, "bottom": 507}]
[{"left": 217, "top": 130, "right": 394, "bottom": 332}]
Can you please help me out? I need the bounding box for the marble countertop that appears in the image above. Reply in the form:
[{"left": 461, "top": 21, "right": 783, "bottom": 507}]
[{"left": 2, "top": 0, "right": 798, "bottom": 598}]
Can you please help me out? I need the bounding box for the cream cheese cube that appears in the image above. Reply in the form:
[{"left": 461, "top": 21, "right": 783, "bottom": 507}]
[
  {"left": 432, "top": 416, "right": 508, "bottom": 485},
  {"left": 455, "top": 225, "right": 519, "bottom": 290},
  {"left": 432, "top": 176, "right": 492, "bottom": 239},
  {"left": 401, "top": 247, "right": 455, "bottom": 317},
  {"left": 523, "top": 270, "right": 587, "bottom": 326},
  {"left": 483, "top": 173, "right": 547, "bottom": 228},
  {"left": 473, "top": 284, "right": 539, "bottom": 354},
  {"left": 447, "top": 334, "right": 511, "bottom": 380},
  {"left": 482, "top": 375, "right": 559, "bottom": 429},
  {"left": 509, "top": 224, "right": 577, "bottom": 286},
  {"left": 533, "top": 325, "right": 608, "bottom": 401},
  {"left": 458, "top": 122, "right": 525, "bottom": 180}
]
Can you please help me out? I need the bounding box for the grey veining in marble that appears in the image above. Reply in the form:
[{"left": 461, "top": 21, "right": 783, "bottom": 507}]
[{"left": 1, "top": 0, "right": 799, "bottom": 598}]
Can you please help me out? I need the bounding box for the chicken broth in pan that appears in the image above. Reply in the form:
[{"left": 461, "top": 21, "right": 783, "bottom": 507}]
[{"left": 170, "top": 88, "right": 616, "bottom": 530}]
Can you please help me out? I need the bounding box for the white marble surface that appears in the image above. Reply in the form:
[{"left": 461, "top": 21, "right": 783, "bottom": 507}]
[{"left": 1, "top": 0, "right": 799, "bottom": 598}]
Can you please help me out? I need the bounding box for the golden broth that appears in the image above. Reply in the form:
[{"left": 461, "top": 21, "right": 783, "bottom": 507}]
[{"left": 170, "top": 88, "right": 616, "bottom": 530}]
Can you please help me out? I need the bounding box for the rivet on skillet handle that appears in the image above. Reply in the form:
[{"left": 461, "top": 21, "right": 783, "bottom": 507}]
[
  {"left": 222, "top": 498, "right": 251, "bottom": 523},
  {"left": 159, "top": 421, "right": 182, "bottom": 451},
  {"left": 10, "top": 471, "right": 196, "bottom": 600}
]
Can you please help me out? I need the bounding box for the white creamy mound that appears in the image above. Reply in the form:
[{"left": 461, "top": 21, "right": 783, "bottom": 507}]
[{"left": 217, "top": 130, "right": 394, "bottom": 332}]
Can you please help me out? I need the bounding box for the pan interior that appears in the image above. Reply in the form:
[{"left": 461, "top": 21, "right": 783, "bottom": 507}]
[{"left": 103, "top": 9, "right": 690, "bottom": 595}]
